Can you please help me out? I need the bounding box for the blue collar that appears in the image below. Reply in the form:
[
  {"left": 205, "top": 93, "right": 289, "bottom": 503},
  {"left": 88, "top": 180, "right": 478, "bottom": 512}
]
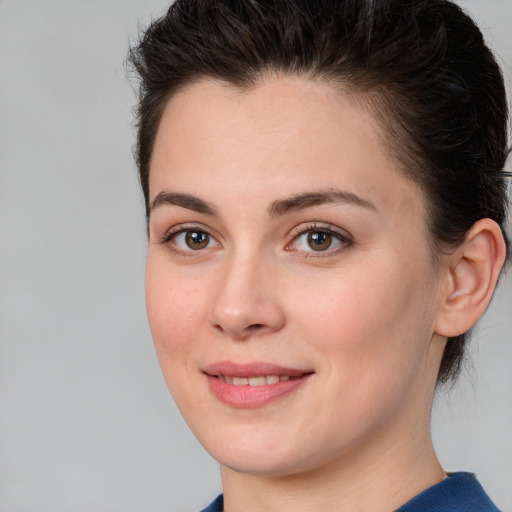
[
  {"left": 395, "top": 472, "right": 499, "bottom": 511},
  {"left": 200, "top": 472, "right": 499, "bottom": 512}
]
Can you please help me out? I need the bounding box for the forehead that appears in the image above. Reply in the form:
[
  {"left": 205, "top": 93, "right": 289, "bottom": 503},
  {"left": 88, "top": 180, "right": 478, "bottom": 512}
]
[{"left": 149, "top": 76, "right": 425, "bottom": 218}]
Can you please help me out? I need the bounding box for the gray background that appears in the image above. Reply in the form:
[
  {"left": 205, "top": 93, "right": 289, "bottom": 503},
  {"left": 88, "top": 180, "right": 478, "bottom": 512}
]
[{"left": 0, "top": 1, "right": 510, "bottom": 511}]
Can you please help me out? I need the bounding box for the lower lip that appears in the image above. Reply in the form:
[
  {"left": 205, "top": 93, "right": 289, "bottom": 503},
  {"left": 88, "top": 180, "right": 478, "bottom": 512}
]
[{"left": 206, "top": 375, "right": 311, "bottom": 408}]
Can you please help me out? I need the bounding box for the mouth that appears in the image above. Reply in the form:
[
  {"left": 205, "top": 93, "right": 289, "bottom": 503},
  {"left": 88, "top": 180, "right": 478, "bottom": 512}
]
[
  {"left": 215, "top": 375, "right": 295, "bottom": 386},
  {"left": 203, "top": 362, "right": 314, "bottom": 408}
]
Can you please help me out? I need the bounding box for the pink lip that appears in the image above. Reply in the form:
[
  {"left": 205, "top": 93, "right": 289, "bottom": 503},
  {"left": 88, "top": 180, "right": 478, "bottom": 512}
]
[{"left": 203, "top": 361, "right": 314, "bottom": 408}]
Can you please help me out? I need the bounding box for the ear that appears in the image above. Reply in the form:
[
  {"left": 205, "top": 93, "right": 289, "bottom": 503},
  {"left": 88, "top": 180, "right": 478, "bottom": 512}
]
[{"left": 434, "top": 219, "right": 507, "bottom": 338}]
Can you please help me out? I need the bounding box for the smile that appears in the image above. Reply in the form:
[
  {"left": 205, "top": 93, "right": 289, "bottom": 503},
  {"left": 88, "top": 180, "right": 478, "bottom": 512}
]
[
  {"left": 217, "top": 375, "right": 292, "bottom": 385},
  {"left": 203, "top": 362, "right": 314, "bottom": 408}
]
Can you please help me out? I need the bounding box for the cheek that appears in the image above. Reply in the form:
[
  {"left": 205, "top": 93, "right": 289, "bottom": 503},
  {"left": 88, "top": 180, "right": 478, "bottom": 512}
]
[
  {"left": 283, "top": 260, "right": 436, "bottom": 448},
  {"left": 145, "top": 255, "right": 207, "bottom": 362},
  {"left": 144, "top": 257, "right": 216, "bottom": 415},
  {"left": 288, "top": 253, "right": 435, "bottom": 377}
]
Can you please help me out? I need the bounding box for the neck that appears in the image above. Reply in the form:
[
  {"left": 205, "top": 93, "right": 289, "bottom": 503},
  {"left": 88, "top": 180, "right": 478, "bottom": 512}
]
[{"left": 221, "top": 424, "right": 444, "bottom": 512}]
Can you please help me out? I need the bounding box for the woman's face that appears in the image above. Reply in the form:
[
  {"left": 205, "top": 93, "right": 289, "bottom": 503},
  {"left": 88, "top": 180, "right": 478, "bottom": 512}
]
[{"left": 146, "top": 77, "right": 447, "bottom": 476}]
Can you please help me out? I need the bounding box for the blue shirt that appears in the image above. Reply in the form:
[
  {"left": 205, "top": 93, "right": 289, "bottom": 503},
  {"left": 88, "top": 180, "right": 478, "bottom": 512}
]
[{"left": 200, "top": 472, "right": 500, "bottom": 511}]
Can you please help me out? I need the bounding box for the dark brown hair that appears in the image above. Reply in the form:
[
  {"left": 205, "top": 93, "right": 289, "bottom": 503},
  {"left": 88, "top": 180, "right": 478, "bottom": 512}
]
[{"left": 128, "top": 0, "right": 510, "bottom": 384}]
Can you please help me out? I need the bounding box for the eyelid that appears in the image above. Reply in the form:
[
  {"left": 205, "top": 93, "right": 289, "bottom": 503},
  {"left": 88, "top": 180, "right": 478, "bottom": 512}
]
[
  {"left": 159, "top": 223, "right": 221, "bottom": 256},
  {"left": 286, "top": 222, "right": 353, "bottom": 254},
  {"left": 159, "top": 223, "right": 215, "bottom": 243}
]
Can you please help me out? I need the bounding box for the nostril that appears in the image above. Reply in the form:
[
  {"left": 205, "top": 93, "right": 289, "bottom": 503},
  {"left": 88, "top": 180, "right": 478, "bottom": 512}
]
[
  {"left": 213, "top": 322, "right": 267, "bottom": 338},
  {"left": 213, "top": 323, "right": 224, "bottom": 332},
  {"left": 209, "top": 300, "right": 286, "bottom": 338}
]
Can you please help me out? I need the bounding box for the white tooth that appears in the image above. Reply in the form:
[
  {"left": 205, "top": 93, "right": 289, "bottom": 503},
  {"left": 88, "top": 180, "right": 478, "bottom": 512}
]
[
  {"left": 280, "top": 375, "right": 290, "bottom": 382},
  {"left": 233, "top": 377, "right": 248, "bottom": 385},
  {"left": 266, "top": 375, "right": 280, "bottom": 385},
  {"left": 248, "top": 376, "right": 266, "bottom": 386},
  {"left": 224, "top": 375, "right": 233, "bottom": 384}
]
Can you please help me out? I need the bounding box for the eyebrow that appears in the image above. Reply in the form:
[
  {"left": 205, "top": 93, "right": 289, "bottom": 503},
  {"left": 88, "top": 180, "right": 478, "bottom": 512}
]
[
  {"left": 149, "top": 191, "right": 219, "bottom": 217},
  {"left": 149, "top": 187, "right": 377, "bottom": 220},
  {"left": 268, "top": 188, "right": 377, "bottom": 217}
]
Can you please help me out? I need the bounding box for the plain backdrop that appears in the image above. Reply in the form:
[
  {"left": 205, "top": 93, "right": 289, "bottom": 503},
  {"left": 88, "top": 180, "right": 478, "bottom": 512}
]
[{"left": 0, "top": 1, "right": 511, "bottom": 511}]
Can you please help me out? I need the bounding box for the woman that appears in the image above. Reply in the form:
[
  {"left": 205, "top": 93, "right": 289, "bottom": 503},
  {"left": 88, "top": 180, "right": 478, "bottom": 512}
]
[{"left": 129, "top": 0, "right": 509, "bottom": 510}]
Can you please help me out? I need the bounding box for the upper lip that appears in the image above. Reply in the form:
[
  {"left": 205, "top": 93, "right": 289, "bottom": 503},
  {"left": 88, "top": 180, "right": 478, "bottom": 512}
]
[{"left": 203, "top": 361, "right": 313, "bottom": 378}]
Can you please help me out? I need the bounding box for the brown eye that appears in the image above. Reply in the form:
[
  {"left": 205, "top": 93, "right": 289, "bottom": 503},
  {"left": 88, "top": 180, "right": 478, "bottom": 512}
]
[
  {"left": 185, "top": 230, "right": 210, "bottom": 249},
  {"left": 307, "top": 231, "right": 333, "bottom": 251},
  {"left": 291, "top": 226, "right": 350, "bottom": 255}
]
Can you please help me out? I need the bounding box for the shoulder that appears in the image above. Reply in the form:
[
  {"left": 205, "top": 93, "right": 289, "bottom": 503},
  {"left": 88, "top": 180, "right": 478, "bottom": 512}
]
[
  {"left": 395, "top": 472, "right": 500, "bottom": 511},
  {"left": 200, "top": 494, "right": 223, "bottom": 512}
]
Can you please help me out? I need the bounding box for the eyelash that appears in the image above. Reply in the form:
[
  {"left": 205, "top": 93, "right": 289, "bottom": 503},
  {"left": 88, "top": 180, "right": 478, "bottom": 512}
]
[
  {"left": 159, "top": 222, "right": 353, "bottom": 257},
  {"left": 286, "top": 223, "right": 353, "bottom": 257},
  {"left": 159, "top": 224, "right": 219, "bottom": 257}
]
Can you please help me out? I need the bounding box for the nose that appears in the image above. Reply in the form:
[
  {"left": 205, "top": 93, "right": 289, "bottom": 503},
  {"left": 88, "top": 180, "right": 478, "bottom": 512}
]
[{"left": 208, "top": 253, "right": 286, "bottom": 340}]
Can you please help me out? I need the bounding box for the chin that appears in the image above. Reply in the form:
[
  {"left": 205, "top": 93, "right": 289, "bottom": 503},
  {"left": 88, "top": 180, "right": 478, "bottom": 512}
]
[
  {"left": 219, "top": 454, "right": 308, "bottom": 478},
  {"left": 201, "top": 430, "right": 332, "bottom": 478}
]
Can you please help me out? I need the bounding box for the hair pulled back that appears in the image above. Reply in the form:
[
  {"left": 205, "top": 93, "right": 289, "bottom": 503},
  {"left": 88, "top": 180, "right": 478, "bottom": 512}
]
[{"left": 128, "top": 0, "right": 510, "bottom": 384}]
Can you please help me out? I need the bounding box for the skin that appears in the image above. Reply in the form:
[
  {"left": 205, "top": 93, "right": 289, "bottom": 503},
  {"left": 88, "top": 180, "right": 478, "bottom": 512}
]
[{"left": 144, "top": 77, "right": 501, "bottom": 511}]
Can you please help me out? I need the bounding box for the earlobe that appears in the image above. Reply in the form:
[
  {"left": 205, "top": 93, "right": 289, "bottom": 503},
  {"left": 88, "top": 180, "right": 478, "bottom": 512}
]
[{"left": 434, "top": 219, "right": 507, "bottom": 338}]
